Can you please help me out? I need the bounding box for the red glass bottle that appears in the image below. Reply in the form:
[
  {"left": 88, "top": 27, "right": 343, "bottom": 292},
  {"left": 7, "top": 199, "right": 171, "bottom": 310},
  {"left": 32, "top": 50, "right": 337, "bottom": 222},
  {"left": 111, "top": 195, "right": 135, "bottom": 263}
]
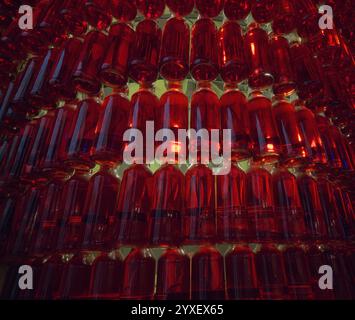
[
  {"left": 150, "top": 165, "right": 184, "bottom": 246},
  {"left": 224, "top": 0, "right": 251, "bottom": 21},
  {"left": 225, "top": 244, "right": 259, "bottom": 300},
  {"left": 62, "top": 99, "right": 101, "bottom": 172},
  {"left": 57, "top": 253, "right": 93, "bottom": 299},
  {"left": 190, "top": 18, "right": 219, "bottom": 82},
  {"left": 90, "top": 251, "right": 123, "bottom": 299},
  {"left": 81, "top": 168, "right": 120, "bottom": 250},
  {"left": 333, "top": 188, "right": 354, "bottom": 240},
  {"left": 0, "top": 196, "right": 16, "bottom": 255},
  {"left": 129, "top": 19, "right": 162, "bottom": 84},
  {"left": 116, "top": 164, "right": 152, "bottom": 246},
  {"left": 59, "top": 0, "right": 88, "bottom": 36},
  {"left": 251, "top": 0, "right": 274, "bottom": 24},
  {"left": 244, "top": 24, "right": 274, "bottom": 89},
  {"left": 290, "top": 42, "right": 323, "bottom": 100},
  {"left": 0, "top": 82, "right": 15, "bottom": 133},
  {"left": 247, "top": 91, "right": 280, "bottom": 163},
  {"left": 295, "top": 103, "right": 327, "bottom": 166},
  {"left": 49, "top": 38, "right": 83, "bottom": 102},
  {"left": 272, "top": 98, "right": 305, "bottom": 165},
  {"left": 195, "top": 0, "right": 224, "bottom": 18},
  {"left": 100, "top": 23, "right": 135, "bottom": 88},
  {"left": 273, "top": 167, "right": 307, "bottom": 241},
  {"left": 269, "top": 35, "right": 296, "bottom": 96},
  {"left": 218, "top": 21, "right": 249, "bottom": 84},
  {"left": 166, "top": 0, "right": 195, "bottom": 17},
  {"left": 55, "top": 173, "right": 90, "bottom": 252},
  {"left": 294, "top": 0, "right": 320, "bottom": 39},
  {"left": 136, "top": 0, "right": 166, "bottom": 19},
  {"left": 220, "top": 88, "right": 251, "bottom": 161},
  {"left": 184, "top": 164, "right": 216, "bottom": 244},
  {"left": 111, "top": 0, "right": 137, "bottom": 22},
  {"left": 190, "top": 85, "right": 221, "bottom": 162},
  {"left": 255, "top": 244, "right": 288, "bottom": 300},
  {"left": 84, "top": 0, "right": 112, "bottom": 30},
  {"left": 283, "top": 245, "right": 314, "bottom": 300},
  {"left": 192, "top": 246, "right": 225, "bottom": 300},
  {"left": 73, "top": 31, "right": 108, "bottom": 95},
  {"left": 216, "top": 165, "right": 250, "bottom": 242},
  {"left": 91, "top": 93, "right": 130, "bottom": 167},
  {"left": 246, "top": 165, "right": 281, "bottom": 241},
  {"left": 297, "top": 172, "right": 327, "bottom": 239},
  {"left": 156, "top": 248, "right": 190, "bottom": 300},
  {"left": 159, "top": 17, "right": 190, "bottom": 81},
  {"left": 121, "top": 248, "right": 156, "bottom": 300},
  {"left": 272, "top": 0, "right": 296, "bottom": 35}
]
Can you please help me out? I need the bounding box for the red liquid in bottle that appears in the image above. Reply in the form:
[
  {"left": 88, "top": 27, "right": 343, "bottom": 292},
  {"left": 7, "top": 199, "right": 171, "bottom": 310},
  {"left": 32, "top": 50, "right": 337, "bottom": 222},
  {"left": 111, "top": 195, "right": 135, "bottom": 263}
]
[
  {"left": 190, "top": 18, "right": 219, "bottom": 81},
  {"left": 166, "top": 0, "right": 194, "bottom": 17},
  {"left": 269, "top": 35, "right": 296, "bottom": 96},
  {"left": 247, "top": 92, "right": 280, "bottom": 163},
  {"left": 116, "top": 164, "right": 152, "bottom": 246},
  {"left": 90, "top": 251, "right": 123, "bottom": 299},
  {"left": 100, "top": 23, "right": 135, "bottom": 88},
  {"left": 111, "top": 0, "right": 137, "bottom": 22},
  {"left": 73, "top": 30, "right": 108, "bottom": 95},
  {"left": 184, "top": 164, "right": 216, "bottom": 244},
  {"left": 195, "top": 0, "right": 224, "bottom": 18},
  {"left": 150, "top": 165, "right": 184, "bottom": 246},
  {"left": 92, "top": 93, "right": 130, "bottom": 167},
  {"left": 216, "top": 165, "right": 250, "bottom": 242},
  {"left": 225, "top": 244, "right": 259, "bottom": 300},
  {"left": 81, "top": 168, "right": 120, "bottom": 250},
  {"left": 251, "top": 0, "right": 274, "bottom": 24},
  {"left": 272, "top": 0, "right": 296, "bottom": 35},
  {"left": 121, "top": 248, "right": 156, "bottom": 300},
  {"left": 220, "top": 89, "right": 251, "bottom": 161},
  {"left": 129, "top": 19, "right": 162, "bottom": 84},
  {"left": 255, "top": 244, "right": 288, "bottom": 300},
  {"left": 136, "top": 0, "right": 166, "bottom": 19},
  {"left": 191, "top": 246, "right": 225, "bottom": 300},
  {"left": 218, "top": 21, "right": 249, "bottom": 84},
  {"left": 283, "top": 245, "right": 314, "bottom": 300},
  {"left": 84, "top": 0, "right": 112, "bottom": 30},
  {"left": 224, "top": 0, "right": 251, "bottom": 21},
  {"left": 60, "top": 0, "right": 88, "bottom": 36},
  {"left": 160, "top": 17, "right": 190, "bottom": 81},
  {"left": 273, "top": 167, "right": 307, "bottom": 241},
  {"left": 246, "top": 166, "right": 281, "bottom": 241},
  {"left": 156, "top": 248, "right": 190, "bottom": 300}
]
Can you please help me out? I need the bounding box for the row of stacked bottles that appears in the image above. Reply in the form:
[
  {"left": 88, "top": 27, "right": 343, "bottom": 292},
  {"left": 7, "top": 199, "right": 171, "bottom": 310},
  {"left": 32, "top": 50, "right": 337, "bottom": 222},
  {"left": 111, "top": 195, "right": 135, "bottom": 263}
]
[{"left": 0, "top": 0, "right": 354, "bottom": 300}]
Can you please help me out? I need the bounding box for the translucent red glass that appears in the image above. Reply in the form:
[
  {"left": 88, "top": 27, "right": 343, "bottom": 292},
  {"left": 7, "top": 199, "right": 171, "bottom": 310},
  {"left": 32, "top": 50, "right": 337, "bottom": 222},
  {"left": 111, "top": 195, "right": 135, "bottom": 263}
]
[
  {"left": 247, "top": 92, "right": 280, "bottom": 163},
  {"left": 73, "top": 31, "right": 108, "bottom": 95},
  {"left": 269, "top": 35, "right": 296, "bottom": 96},
  {"left": 159, "top": 17, "right": 190, "bottom": 81},
  {"left": 129, "top": 19, "right": 162, "bottom": 84},
  {"left": 111, "top": 0, "right": 137, "bottom": 22},
  {"left": 184, "top": 164, "right": 216, "bottom": 244},
  {"left": 136, "top": 0, "right": 166, "bottom": 19},
  {"left": 121, "top": 248, "right": 156, "bottom": 300},
  {"left": 244, "top": 25, "right": 274, "bottom": 89},
  {"left": 246, "top": 166, "right": 281, "bottom": 241},
  {"left": 255, "top": 244, "right": 288, "bottom": 300},
  {"left": 273, "top": 167, "right": 307, "bottom": 241},
  {"left": 251, "top": 0, "right": 274, "bottom": 24},
  {"left": 218, "top": 21, "right": 249, "bottom": 84},
  {"left": 295, "top": 0, "right": 320, "bottom": 38},
  {"left": 116, "top": 164, "right": 152, "bottom": 246},
  {"left": 190, "top": 18, "right": 219, "bottom": 81},
  {"left": 156, "top": 248, "right": 190, "bottom": 300},
  {"left": 272, "top": 0, "right": 296, "bottom": 35},
  {"left": 81, "top": 168, "right": 120, "bottom": 250},
  {"left": 84, "top": 0, "right": 112, "bottom": 30},
  {"left": 195, "top": 0, "right": 224, "bottom": 18},
  {"left": 59, "top": 0, "right": 88, "bottom": 36},
  {"left": 166, "top": 0, "right": 195, "bottom": 17},
  {"left": 216, "top": 165, "right": 250, "bottom": 242},
  {"left": 272, "top": 99, "right": 305, "bottom": 165},
  {"left": 150, "top": 165, "right": 184, "bottom": 246},
  {"left": 224, "top": 0, "right": 251, "bottom": 21},
  {"left": 283, "top": 246, "right": 314, "bottom": 300},
  {"left": 100, "top": 23, "right": 135, "bottom": 88},
  {"left": 92, "top": 93, "right": 130, "bottom": 167},
  {"left": 191, "top": 246, "right": 225, "bottom": 300},
  {"left": 225, "top": 245, "right": 259, "bottom": 300},
  {"left": 220, "top": 89, "right": 251, "bottom": 161}
]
